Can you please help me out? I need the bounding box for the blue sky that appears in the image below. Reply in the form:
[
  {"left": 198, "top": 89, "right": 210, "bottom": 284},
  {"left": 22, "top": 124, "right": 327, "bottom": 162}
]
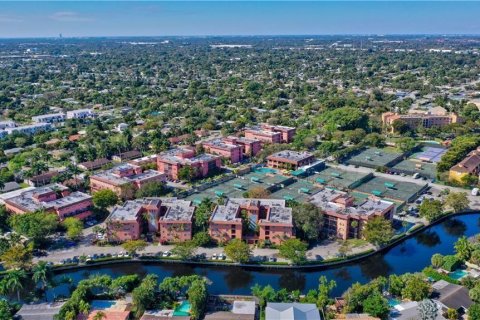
[{"left": 0, "top": 1, "right": 479, "bottom": 38}]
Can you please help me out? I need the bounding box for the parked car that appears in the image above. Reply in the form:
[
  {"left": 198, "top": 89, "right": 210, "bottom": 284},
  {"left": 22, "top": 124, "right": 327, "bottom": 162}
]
[{"left": 162, "top": 251, "right": 171, "bottom": 257}]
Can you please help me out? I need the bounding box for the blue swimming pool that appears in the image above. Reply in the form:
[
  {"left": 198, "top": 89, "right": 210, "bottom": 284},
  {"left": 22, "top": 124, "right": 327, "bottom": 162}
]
[
  {"left": 388, "top": 298, "right": 400, "bottom": 307},
  {"left": 449, "top": 270, "right": 468, "bottom": 280},
  {"left": 90, "top": 300, "right": 116, "bottom": 310},
  {"left": 255, "top": 167, "right": 277, "bottom": 174},
  {"left": 173, "top": 300, "right": 191, "bottom": 316}
]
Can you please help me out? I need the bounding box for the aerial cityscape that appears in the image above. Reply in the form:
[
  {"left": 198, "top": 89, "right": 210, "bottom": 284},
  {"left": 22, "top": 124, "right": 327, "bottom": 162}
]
[{"left": 1, "top": 1, "right": 480, "bottom": 320}]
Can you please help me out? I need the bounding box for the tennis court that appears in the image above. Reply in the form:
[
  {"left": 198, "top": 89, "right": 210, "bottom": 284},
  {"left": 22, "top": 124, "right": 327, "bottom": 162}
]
[
  {"left": 307, "top": 166, "right": 373, "bottom": 190},
  {"left": 390, "top": 159, "right": 436, "bottom": 179},
  {"left": 353, "top": 176, "right": 428, "bottom": 203},
  {"left": 413, "top": 146, "right": 447, "bottom": 163},
  {"left": 346, "top": 147, "right": 404, "bottom": 169}
]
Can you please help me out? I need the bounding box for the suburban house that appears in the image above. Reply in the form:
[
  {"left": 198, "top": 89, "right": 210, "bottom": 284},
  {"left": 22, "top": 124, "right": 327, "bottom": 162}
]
[
  {"left": 265, "top": 303, "right": 320, "bottom": 320},
  {"left": 77, "top": 158, "right": 111, "bottom": 171},
  {"left": 431, "top": 280, "right": 473, "bottom": 315},
  {"left": 4, "top": 184, "right": 93, "bottom": 220},
  {"left": 266, "top": 150, "right": 316, "bottom": 170},
  {"left": 448, "top": 147, "right": 480, "bottom": 183},
  {"left": 309, "top": 188, "right": 395, "bottom": 240},
  {"left": 112, "top": 150, "right": 142, "bottom": 162},
  {"left": 90, "top": 163, "right": 166, "bottom": 199},
  {"left": 209, "top": 198, "right": 294, "bottom": 245},
  {"left": 25, "top": 171, "right": 59, "bottom": 187},
  {"left": 157, "top": 147, "right": 222, "bottom": 180},
  {"left": 382, "top": 111, "right": 461, "bottom": 132},
  {"left": 15, "top": 302, "right": 66, "bottom": 320},
  {"left": 106, "top": 198, "right": 195, "bottom": 242}
]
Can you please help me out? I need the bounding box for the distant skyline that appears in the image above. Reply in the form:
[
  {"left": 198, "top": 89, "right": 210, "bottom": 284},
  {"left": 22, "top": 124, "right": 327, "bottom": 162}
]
[{"left": 1, "top": 1, "right": 480, "bottom": 38}]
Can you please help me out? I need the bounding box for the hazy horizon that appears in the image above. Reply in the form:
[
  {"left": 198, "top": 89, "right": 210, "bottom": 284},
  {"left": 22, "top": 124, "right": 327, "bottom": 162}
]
[{"left": 1, "top": 1, "right": 480, "bottom": 38}]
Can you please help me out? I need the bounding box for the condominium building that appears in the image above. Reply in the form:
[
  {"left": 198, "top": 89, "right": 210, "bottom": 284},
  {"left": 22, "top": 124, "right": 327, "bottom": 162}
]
[
  {"left": 4, "top": 184, "right": 93, "bottom": 220},
  {"left": 244, "top": 123, "right": 296, "bottom": 144},
  {"left": 66, "top": 108, "right": 96, "bottom": 119},
  {"left": 382, "top": 112, "right": 461, "bottom": 132},
  {"left": 266, "top": 150, "right": 316, "bottom": 170},
  {"left": 106, "top": 198, "right": 195, "bottom": 242},
  {"left": 0, "top": 120, "right": 16, "bottom": 130},
  {"left": 90, "top": 164, "right": 166, "bottom": 199},
  {"left": 449, "top": 147, "right": 480, "bottom": 183},
  {"left": 112, "top": 150, "right": 142, "bottom": 162},
  {"left": 32, "top": 113, "right": 66, "bottom": 124},
  {"left": 202, "top": 136, "right": 262, "bottom": 164},
  {"left": 4, "top": 123, "right": 52, "bottom": 136},
  {"left": 309, "top": 188, "right": 395, "bottom": 240},
  {"left": 209, "top": 198, "right": 294, "bottom": 245},
  {"left": 157, "top": 147, "right": 222, "bottom": 180}
]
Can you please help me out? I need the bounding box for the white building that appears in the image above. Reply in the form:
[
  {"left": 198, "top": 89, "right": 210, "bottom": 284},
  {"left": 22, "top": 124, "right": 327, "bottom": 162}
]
[
  {"left": 32, "top": 113, "right": 66, "bottom": 124},
  {"left": 66, "top": 109, "right": 95, "bottom": 120},
  {"left": 5, "top": 123, "right": 52, "bottom": 135},
  {"left": 0, "top": 121, "right": 16, "bottom": 130}
]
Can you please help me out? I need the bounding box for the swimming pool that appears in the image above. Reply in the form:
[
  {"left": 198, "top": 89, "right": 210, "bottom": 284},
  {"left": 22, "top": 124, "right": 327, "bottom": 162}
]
[
  {"left": 90, "top": 300, "right": 116, "bottom": 310},
  {"left": 254, "top": 167, "right": 277, "bottom": 174},
  {"left": 449, "top": 270, "right": 468, "bottom": 280},
  {"left": 173, "top": 300, "right": 191, "bottom": 316},
  {"left": 388, "top": 298, "right": 400, "bottom": 307}
]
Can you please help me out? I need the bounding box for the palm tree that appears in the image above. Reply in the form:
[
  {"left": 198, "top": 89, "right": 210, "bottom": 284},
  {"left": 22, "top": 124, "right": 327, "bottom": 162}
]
[
  {"left": 33, "top": 261, "right": 52, "bottom": 292},
  {"left": 78, "top": 300, "right": 90, "bottom": 316},
  {"left": 4, "top": 269, "right": 27, "bottom": 301},
  {"left": 93, "top": 310, "right": 106, "bottom": 320}
]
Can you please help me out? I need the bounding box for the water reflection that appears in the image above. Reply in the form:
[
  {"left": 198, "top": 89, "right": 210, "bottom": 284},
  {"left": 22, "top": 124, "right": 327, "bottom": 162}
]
[
  {"left": 442, "top": 219, "right": 467, "bottom": 237},
  {"left": 223, "top": 267, "right": 254, "bottom": 291},
  {"left": 359, "top": 255, "right": 391, "bottom": 279},
  {"left": 415, "top": 231, "right": 441, "bottom": 247},
  {"left": 333, "top": 267, "right": 352, "bottom": 282},
  {"left": 278, "top": 271, "right": 306, "bottom": 292},
  {"left": 50, "top": 214, "right": 480, "bottom": 298}
]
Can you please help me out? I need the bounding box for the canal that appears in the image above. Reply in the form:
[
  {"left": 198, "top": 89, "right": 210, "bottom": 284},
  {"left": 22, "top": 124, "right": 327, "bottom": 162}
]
[{"left": 49, "top": 213, "right": 480, "bottom": 299}]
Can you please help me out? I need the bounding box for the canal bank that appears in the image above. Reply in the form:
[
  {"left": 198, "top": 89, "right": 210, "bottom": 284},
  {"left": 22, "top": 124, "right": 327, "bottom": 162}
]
[{"left": 48, "top": 212, "right": 480, "bottom": 299}]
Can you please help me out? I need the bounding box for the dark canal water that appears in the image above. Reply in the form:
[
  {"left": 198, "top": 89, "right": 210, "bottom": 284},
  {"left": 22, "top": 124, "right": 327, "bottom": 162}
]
[{"left": 48, "top": 213, "right": 480, "bottom": 299}]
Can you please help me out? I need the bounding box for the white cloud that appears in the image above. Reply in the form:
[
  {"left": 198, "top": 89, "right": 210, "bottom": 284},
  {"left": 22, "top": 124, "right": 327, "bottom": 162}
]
[{"left": 50, "top": 11, "right": 92, "bottom": 22}]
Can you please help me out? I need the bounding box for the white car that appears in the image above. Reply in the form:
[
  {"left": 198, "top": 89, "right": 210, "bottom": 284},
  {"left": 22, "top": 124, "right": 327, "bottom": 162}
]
[
  {"left": 162, "top": 251, "right": 171, "bottom": 257},
  {"left": 212, "top": 253, "right": 218, "bottom": 260}
]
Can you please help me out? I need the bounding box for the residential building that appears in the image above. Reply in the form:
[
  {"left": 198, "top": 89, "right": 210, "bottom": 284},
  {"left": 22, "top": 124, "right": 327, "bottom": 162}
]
[
  {"left": 449, "top": 147, "right": 480, "bottom": 183},
  {"left": 309, "top": 188, "right": 395, "bottom": 240},
  {"left": 382, "top": 111, "right": 461, "bottom": 132},
  {"left": 209, "top": 198, "right": 294, "bottom": 245},
  {"left": 202, "top": 136, "right": 262, "bottom": 163},
  {"left": 244, "top": 126, "right": 282, "bottom": 144},
  {"left": 266, "top": 150, "right": 316, "bottom": 170},
  {"left": 90, "top": 163, "right": 166, "bottom": 199},
  {"left": 66, "top": 108, "right": 95, "bottom": 119},
  {"left": 261, "top": 123, "right": 296, "bottom": 143},
  {"left": 78, "top": 158, "right": 111, "bottom": 171},
  {"left": 265, "top": 303, "right": 320, "bottom": 320},
  {"left": 431, "top": 280, "right": 473, "bottom": 314},
  {"left": 157, "top": 148, "right": 222, "bottom": 180},
  {"left": 0, "top": 120, "right": 16, "bottom": 130},
  {"left": 15, "top": 302, "right": 65, "bottom": 320},
  {"left": 4, "top": 184, "right": 93, "bottom": 220},
  {"left": 158, "top": 197, "right": 195, "bottom": 243},
  {"left": 25, "top": 171, "right": 59, "bottom": 187},
  {"left": 106, "top": 198, "right": 195, "bottom": 242},
  {"left": 202, "top": 138, "right": 243, "bottom": 163},
  {"left": 389, "top": 301, "right": 445, "bottom": 320},
  {"left": 112, "top": 150, "right": 142, "bottom": 162},
  {"left": 32, "top": 112, "right": 66, "bottom": 124},
  {"left": 129, "top": 154, "right": 158, "bottom": 167},
  {"left": 204, "top": 300, "right": 257, "bottom": 320},
  {"left": 4, "top": 122, "right": 52, "bottom": 136}
]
